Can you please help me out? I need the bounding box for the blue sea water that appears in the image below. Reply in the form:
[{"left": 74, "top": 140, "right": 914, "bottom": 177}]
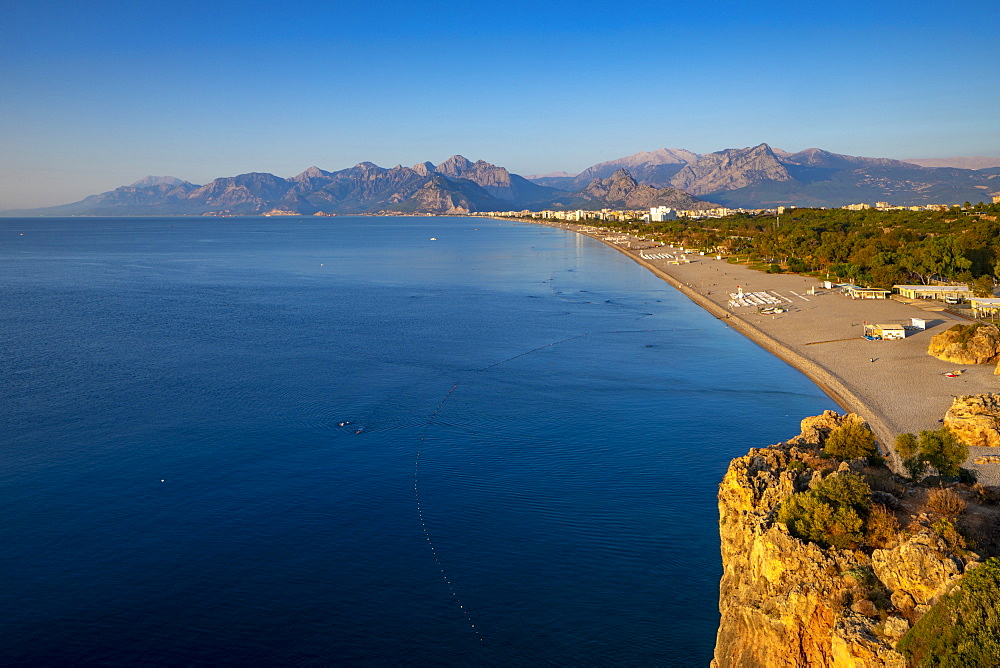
[{"left": 0, "top": 216, "right": 835, "bottom": 665}]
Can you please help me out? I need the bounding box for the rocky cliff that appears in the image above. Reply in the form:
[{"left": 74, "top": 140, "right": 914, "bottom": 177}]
[
  {"left": 555, "top": 168, "right": 714, "bottom": 210},
  {"left": 714, "top": 411, "right": 981, "bottom": 667},
  {"left": 671, "top": 143, "right": 793, "bottom": 196},
  {"left": 524, "top": 144, "right": 1000, "bottom": 209},
  {"left": 945, "top": 394, "right": 1000, "bottom": 449},
  {"left": 927, "top": 323, "right": 1000, "bottom": 371}
]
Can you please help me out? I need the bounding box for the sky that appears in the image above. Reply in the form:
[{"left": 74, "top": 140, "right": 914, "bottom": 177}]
[{"left": 2, "top": 0, "right": 999, "bottom": 209}]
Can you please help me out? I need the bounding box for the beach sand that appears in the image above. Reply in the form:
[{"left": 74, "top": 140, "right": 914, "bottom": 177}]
[{"left": 534, "top": 221, "right": 1000, "bottom": 482}]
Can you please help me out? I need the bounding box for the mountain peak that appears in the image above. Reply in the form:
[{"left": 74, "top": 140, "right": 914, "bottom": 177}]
[
  {"left": 411, "top": 161, "right": 435, "bottom": 176},
  {"left": 295, "top": 166, "right": 330, "bottom": 180},
  {"left": 435, "top": 155, "right": 474, "bottom": 178},
  {"left": 130, "top": 175, "right": 186, "bottom": 188},
  {"left": 747, "top": 143, "right": 776, "bottom": 155}
]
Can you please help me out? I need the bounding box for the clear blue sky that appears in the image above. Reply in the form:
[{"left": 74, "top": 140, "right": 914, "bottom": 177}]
[{"left": 2, "top": 0, "right": 998, "bottom": 208}]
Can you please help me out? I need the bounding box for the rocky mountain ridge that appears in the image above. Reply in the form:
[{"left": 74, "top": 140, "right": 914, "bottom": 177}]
[
  {"left": 551, "top": 168, "right": 713, "bottom": 210},
  {"left": 11, "top": 144, "right": 999, "bottom": 216},
  {"left": 532, "top": 144, "right": 1000, "bottom": 208},
  {"left": 4, "top": 157, "right": 715, "bottom": 217}
]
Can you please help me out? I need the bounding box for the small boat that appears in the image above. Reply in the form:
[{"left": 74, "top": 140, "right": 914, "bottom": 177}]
[{"left": 429, "top": 237, "right": 437, "bottom": 241}]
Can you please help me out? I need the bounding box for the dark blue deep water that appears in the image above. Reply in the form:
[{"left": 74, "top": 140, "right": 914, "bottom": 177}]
[{"left": 0, "top": 217, "right": 835, "bottom": 665}]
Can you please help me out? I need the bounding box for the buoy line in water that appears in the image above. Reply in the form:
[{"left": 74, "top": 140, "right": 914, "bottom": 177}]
[
  {"left": 414, "top": 383, "right": 484, "bottom": 643},
  {"left": 545, "top": 272, "right": 657, "bottom": 322},
  {"left": 413, "top": 322, "right": 671, "bottom": 644},
  {"left": 478, "top": 334, "right": 588, "bottom": 372},
  {"left": 413, "top": 333, "right": 590, "bottom": 644}
]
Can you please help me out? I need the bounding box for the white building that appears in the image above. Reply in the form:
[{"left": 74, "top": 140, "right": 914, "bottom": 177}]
[{"left": 649, "top": 206, "right": 677, "bottom": 222}]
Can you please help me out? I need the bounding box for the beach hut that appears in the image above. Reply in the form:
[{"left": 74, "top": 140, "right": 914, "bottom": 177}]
[{"left": 864, "top": 324, "right": 906, "bottom": 340}]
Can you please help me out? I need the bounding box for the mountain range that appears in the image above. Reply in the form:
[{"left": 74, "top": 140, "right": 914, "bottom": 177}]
[
  {"left": 2, "top": 156, "right": 713, "bottom": 217},
  {"left": 529, "top": 144, "right": 1000, "bottom": 208},
  {"left": 5, "top": 144, "right": 999, "bottom": 217}
]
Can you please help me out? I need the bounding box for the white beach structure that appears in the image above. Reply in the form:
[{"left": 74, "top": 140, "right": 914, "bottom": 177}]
[
  {"left": 893, "top": 285, "right": 971, "bottom": 301},
  {"left": 865, "top": 323, "right": 906, "bottom": 340},
  {"left": 970, "top": 297, "right": 1000, "bottom": 319}
]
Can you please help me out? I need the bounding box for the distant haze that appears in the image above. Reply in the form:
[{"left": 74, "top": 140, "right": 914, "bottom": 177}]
[
  {"left": 7, "top": 144, "right": 1000, "bottom": 216},
  {"left": 902, "top": 157, "right": 1000, "bottom": 170}
]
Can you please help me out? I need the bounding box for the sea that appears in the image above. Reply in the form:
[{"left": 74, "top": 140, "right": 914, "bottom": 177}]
[{"left": 0, "top": 216, "right": 836, "bottom": 666}]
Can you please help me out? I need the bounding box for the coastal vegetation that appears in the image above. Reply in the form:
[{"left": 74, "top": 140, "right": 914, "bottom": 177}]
[
  {"left": 715, "top": 409, "right": 999, "bottom": 666},
  {"left": 611, "top": 203, "right": 1000, "bottom": 289},
  {"left": 777, "top": 472, "right": 879, "bottom": 549},
  {"left": 823, "top": 418, "right": 879, "bottom": 462},
  {"left": 777, "top": 419, "right": 981, "bottom": 556},
  {"left": 896, "top": 557, "right": 1000, "bottom": 666},
  {"left": 894, "top": 428, "right": 970, "bottom": 481}
]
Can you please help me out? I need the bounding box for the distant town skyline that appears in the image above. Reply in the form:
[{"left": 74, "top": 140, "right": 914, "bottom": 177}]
[{"left": 2, "top": 0, "right": 998, "bottom": 209}]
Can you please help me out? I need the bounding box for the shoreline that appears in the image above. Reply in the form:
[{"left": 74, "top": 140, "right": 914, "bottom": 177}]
[{"left": 519, "top": 219, "right": 1000, "bottom": 479}]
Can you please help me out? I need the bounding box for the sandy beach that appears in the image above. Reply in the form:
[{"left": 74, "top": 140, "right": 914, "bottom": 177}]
[{"left": 530, "top": 221, "right": 1000, "bottom": 481}]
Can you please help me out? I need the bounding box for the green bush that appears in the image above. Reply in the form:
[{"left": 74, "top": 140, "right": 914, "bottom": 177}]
[
  {"left": 787, "top": 258, "right": 808, "bottom": 273},
  {"left": 778, "top": 473, "right": 872, "bottom": 549},
  {"left": 897, "top": 557, "right": 1000, "bottom": 666},
  {"left": 824, "top": 420, "right": 879, "bottom": 461},
  {"left": 895, "top": 432, "right": 918, "bottom": 459},
  {"left": 895, "top": 428, "right": 969, "bottom": 480}
]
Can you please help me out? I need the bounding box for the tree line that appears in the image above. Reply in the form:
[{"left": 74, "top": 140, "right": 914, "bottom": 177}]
[{"left": 615, "top": 202, "right": 1000, "bottom": 293}]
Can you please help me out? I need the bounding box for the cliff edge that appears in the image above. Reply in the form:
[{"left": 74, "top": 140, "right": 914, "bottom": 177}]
[{"left": 713, "top": 411, "right": 992, "bottom": 667}]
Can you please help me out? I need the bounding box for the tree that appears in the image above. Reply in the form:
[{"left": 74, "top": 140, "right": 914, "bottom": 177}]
[
  {"left": 825, "top": 420, "right": 879, "bottom": 461},
  {"left": 920, "top": 428, "right": 969, "bottom": 478},
  {"left": 902, "top": 237, "right": 973, "bottom": 284},
  {"left": 778, "top": 473, "right": 872, "bottom": 549},
  {"left": 971, "top": 275, "right": 996, "bottom": 298},
  {"left": 895, "top": 432, "right": 918, "bottom": 459},
  {"left": 895, "top": 428, "right": 969, "bottom": 480}
]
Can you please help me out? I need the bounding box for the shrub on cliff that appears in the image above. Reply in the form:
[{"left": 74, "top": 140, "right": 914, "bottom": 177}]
[
  {"left": 895, "top": 427, "right": 969, "bottom": 481},
  {"left": 928, "top": 488, "right": 967, "bottom": 519},
  {"left": 778, "top": 473, "right": 872, "bottom": 549},
  {"left": 897, "top": 557, "right": 1000, "bottom": 666},
  {"left": 865, "top": 503, "right": 901, "bottom": 548},
  {"left": 824, "top": 420, "right": 879, "bottom": 461}
]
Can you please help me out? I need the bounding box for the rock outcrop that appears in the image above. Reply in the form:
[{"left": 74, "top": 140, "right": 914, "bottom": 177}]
[
  {"left": 926, "top": 323, "right": 1000, "bottom": 365},
  {"left": 570, "top": 169, "right": 713, "bottom": 210},
  {"left": 944, "top": 394, "right": 1000, "bottom": 448},
  {"left": 670, "top": 143, "right": 793, "bottom": 195},
  {"left": 713, "top": 411, "right": 975, "bottom": 667}
]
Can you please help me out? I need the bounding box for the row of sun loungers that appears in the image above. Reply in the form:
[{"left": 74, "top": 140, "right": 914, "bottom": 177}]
[
  {"left": 727, "top": 291, "right": 786, "bottom": 309},
  {"left": 639, "top": 252, "right": 676, "bottom": 260}
]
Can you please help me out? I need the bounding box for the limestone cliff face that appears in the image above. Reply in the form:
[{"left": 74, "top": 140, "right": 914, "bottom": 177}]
[
  {"left": 575, "top": 169, "right": 711, "bottom": 209},
  {"left": 669, "top": 143, "right": 792, "bottom": 196},
  {"left": 926, "top": 323, "right": 1000, "bottom": 365},
  {"left": 713, "top": 411, "right": 973, "bottom": 667},
  {"left": 945, "top": 394, "right": 1000, "bottom": 448}
]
